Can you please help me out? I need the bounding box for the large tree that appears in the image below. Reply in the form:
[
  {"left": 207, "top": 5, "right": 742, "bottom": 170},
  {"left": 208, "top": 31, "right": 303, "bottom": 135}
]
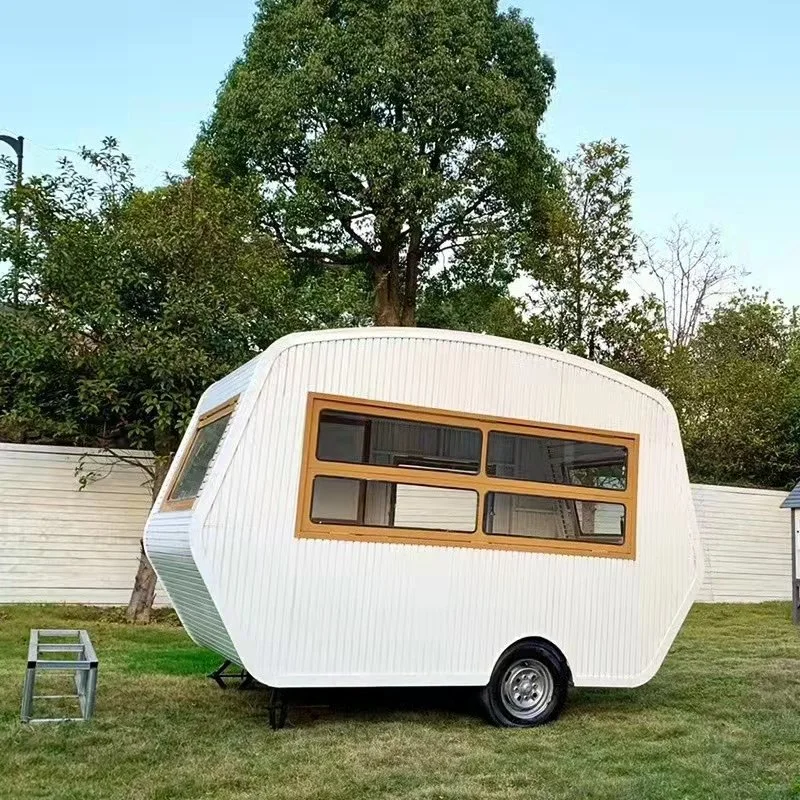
[
  {"left": 193, "top": 0, "right": 557, "bottom": 325},
  {"left": 0, "top": 140, "right": 367, "bottom": 620},
  {"left": 525, "top": 140, "right": 639, "bottom": 360}
]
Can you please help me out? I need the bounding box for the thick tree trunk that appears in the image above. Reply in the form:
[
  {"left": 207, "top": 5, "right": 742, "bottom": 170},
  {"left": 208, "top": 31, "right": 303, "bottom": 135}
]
[
  {"left": 126, "top": 545, "right": 158, "bottom": 623},
  {"left": 374, "top": 266, "right": 402, "bottom": 325},
  {"left": 373, "top": 234, "right": 419, "bottom": 327},
  {"left": 400, "top": 225, "right": 421, "bottom": 327},
  {"left": 373, "top": 261, "right": 404, "bottom": 326},
  {"left": 126, "top": 454, "right": 171, "bottom": 623}
]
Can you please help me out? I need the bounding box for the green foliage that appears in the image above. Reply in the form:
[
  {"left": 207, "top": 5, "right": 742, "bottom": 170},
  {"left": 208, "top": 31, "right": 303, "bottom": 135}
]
[
  {"left": 0, "top": 139, "right": 366, "bottom": 456},
  {"left": 666, "top": 295, "right": 800, "bottom": 489},
  {"left": 194, "top": 0, "right": 557, "bottom": 324},
  {"left": 599, "top": 296, "right": 674, "bottom": 388},
  {"left": 527, "top": 140, "right": 639, "bottom": 360},
  {"left": 417, "top": 234, "right": 532, "bottom": 339}
]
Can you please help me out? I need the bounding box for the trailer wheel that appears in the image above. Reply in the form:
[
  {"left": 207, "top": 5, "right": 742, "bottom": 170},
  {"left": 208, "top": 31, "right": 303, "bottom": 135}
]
[{"left": 480, "top": 642, "right": 568, "bottom": 727}]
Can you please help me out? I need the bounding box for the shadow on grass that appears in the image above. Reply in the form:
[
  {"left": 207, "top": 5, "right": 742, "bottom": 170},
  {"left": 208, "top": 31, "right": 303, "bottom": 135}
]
[{"left": 228, "top": 683, "right": 651, "bottom": 728}]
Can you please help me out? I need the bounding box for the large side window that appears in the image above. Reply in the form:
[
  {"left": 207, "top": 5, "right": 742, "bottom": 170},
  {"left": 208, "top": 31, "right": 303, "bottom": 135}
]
[
  {"left": 297, "top": 394, "right": 638, "bottom": 558},
  {"left": 161, "top": 399, "right": 237, "bottom": 511}
]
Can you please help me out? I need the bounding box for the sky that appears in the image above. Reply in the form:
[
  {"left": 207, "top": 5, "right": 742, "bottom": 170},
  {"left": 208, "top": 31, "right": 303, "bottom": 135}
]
[{"left": 1, "top": 0, "right": 797, "bottom": 304}]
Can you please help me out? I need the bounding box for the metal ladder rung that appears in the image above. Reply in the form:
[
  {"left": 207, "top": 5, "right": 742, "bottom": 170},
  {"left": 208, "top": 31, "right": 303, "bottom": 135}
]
[
  {"left": 33, "top": 694, "right": 81, "bottom": 700},
  {"left": 35, "top": 660, "right": 94, "bottom": 670}
]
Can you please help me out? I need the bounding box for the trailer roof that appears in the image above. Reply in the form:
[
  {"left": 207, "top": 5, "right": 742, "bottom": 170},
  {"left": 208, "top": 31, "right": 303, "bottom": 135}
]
[{"left": 254, "top": 327, "right": 676, "bottom": 414}]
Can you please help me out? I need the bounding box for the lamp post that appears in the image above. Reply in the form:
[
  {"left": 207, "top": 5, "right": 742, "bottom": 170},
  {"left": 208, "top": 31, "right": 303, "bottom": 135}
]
[{"left": 0, "top": 134, "right": 24, "bottom": 307}]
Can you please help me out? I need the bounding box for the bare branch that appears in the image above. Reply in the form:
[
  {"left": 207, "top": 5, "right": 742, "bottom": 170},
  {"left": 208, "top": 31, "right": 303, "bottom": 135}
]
[
  {"left": 640, "top": 220, "right": 746, "bottom": 348},
  {"left": 105, "top": 447, "right": 156, "bottom": 479}
]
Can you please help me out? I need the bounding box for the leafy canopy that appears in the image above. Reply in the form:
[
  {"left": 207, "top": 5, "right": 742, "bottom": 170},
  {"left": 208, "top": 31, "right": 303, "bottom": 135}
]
[
  {"left": 670, "top": 295, "right": 800, "bottom": 489},
  {"left": 0, "top": 139, "right": 367, "bottom": 455},
  {"left": 194, "top": 0, "right": 557, "bottom": 323}
]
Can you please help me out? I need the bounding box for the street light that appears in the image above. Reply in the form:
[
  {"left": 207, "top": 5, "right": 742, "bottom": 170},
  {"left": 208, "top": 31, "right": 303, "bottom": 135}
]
[
  {"left": 0, "top": 134, "right": 24, "bottom": 306},
  {"left": 0, "top": 134, "right": 23, "bottom": 184}
]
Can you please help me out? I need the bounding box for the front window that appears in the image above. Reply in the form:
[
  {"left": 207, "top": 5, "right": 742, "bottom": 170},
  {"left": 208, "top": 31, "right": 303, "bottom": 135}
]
[{"left": 162, "top": 399, "right": 237, "bottom": 511}]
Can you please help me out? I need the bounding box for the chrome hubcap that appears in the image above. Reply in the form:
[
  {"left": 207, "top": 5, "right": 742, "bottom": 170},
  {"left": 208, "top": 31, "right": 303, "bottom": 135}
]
[{"left": 500, "top": 659, "right": 554, "bottom": 719}]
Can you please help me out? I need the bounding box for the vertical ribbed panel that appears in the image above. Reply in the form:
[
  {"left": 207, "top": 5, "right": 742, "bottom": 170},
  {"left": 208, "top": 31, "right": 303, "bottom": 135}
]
[
  {"left": 192, "top": 329, "right": 702, "bottom": 689},
  {"left": 143, "top": 353, "right": 262, "bottom": 664},
  {"left": 197, "top": 352, "right": 262, "bottom": 415},
  {"left": 144, "top": 511, "right": 240, "bottom": 663}
]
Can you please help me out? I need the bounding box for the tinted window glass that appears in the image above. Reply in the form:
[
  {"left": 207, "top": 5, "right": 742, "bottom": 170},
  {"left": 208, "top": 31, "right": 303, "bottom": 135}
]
[
  {"left": 484, "top": 492, "right": 625, "bottom": 544},
  {"left": 311, "top": 476, "right": 477, "bottom": 532},
  {"left": 169, "top": 414, "right": 231, "bottom": 501},
  {"left": 317, "top": 410, "right": 481, "bottom": 473},
  {"left": 486, "top": 431, "right": 627, "bottom": 490}
]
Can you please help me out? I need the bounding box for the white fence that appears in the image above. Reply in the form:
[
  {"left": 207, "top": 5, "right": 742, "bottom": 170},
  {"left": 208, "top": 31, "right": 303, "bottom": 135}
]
[
  {"left": 0, "top": 443, "right": 794, "bottom": 605},
  {"left": 692, "top": 484, "right": 792, "bottom": 603},
  {"left": 0, "top": 443, "right": 166, "bottom": 605}
]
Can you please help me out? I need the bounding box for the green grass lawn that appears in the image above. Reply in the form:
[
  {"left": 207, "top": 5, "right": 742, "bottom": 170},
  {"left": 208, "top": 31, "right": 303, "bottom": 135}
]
[{"left": 1, "top": 603, "right": 799, "bottom": 800}]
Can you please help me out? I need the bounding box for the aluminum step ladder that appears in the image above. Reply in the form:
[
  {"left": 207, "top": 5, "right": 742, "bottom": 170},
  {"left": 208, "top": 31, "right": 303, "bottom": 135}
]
[{"left": 20, "top": 629, "right": 98, "bottom": 723}]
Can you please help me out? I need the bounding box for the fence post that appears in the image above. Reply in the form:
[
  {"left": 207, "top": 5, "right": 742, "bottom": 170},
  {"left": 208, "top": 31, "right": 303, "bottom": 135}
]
[{"left": 793, "top": 509, "right": 799, "bottom": 626}]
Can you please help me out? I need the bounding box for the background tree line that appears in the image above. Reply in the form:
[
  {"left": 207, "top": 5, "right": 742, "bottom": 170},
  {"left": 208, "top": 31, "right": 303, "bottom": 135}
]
[{"left": 1, "top": 0, "right": 798, "bottom": 618}]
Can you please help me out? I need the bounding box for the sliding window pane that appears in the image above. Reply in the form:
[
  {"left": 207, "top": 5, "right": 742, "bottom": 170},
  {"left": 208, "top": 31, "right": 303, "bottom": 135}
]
[
  {"left": 311, "top": 475, "right": 477, "bottom": 532},
  {"left": 317, "top": 410, "right": 481, "bottom": 473},
  {"left": 486, "top": 431, "right": 627, "bottom": 490},
  {"left": 484, "top": 491, "right": 625, "bottom": 544}
]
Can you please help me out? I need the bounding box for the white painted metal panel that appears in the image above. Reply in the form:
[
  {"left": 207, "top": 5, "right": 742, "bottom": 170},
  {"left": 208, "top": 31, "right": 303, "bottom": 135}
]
[
  {"left": 693, "top": 483, "right": 791, "bottom": 602},
  {"left": 144, "top": 510, "right": 239, "bottom": 662},
  {"left": 0, "top": 444, "right": 163, "bottom": 605},
  {"left": 143, "top": 354, "right": 259, "bottom": 662},
  {"left": 149, "top": 328, "right": 702, "bottom": 690}
]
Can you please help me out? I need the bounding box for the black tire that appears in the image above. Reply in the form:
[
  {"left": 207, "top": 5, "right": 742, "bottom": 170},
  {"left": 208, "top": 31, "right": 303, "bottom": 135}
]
[{"left": 480, "top": 641, "right": 569, "bottom": 727}]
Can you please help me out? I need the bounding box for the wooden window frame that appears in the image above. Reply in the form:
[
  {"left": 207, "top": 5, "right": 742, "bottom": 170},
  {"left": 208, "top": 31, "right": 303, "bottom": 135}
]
[
  {"left": 160, "top": 397, "right": 238, "bottom": 513},
  {"left": 295, "top": 393, "right": 639, "bottom": 559}
]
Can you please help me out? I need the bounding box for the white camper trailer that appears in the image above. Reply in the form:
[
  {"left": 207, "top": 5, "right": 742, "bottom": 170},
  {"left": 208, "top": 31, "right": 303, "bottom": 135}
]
[{"left": 144, "top": 328, "right": 703, "bottom": 726}]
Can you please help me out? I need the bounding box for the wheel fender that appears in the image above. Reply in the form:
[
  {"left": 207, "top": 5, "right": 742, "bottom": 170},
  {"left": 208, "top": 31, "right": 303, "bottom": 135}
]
[{"left": 492, "top": 637, "right": 573, "bottom": 686}]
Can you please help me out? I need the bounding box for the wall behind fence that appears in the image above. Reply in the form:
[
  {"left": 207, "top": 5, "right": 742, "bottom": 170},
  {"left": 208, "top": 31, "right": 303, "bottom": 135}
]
[
  {"left": 0, "top": 443, "right": 793, "bottom": 605},
  {"left": 0, "top": 443, "right": 166, "bottom": 605}
]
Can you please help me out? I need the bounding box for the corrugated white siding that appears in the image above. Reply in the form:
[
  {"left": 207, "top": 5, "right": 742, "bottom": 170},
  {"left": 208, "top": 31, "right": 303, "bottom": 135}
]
[
  {"left": 0, "top": 443, "right": 163, "bottom": 605},
  {"left": 693, "top": 483, "right": 792, "bottom": 602},
  {"left": 143, "top": 355, "right": 261, "bottom": 661},
  {"left": 144, "top": 510, "right": 239, "bottom": 662},
  {"left": 187, "top": 329, "right": 702, "bottom": 689}
]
